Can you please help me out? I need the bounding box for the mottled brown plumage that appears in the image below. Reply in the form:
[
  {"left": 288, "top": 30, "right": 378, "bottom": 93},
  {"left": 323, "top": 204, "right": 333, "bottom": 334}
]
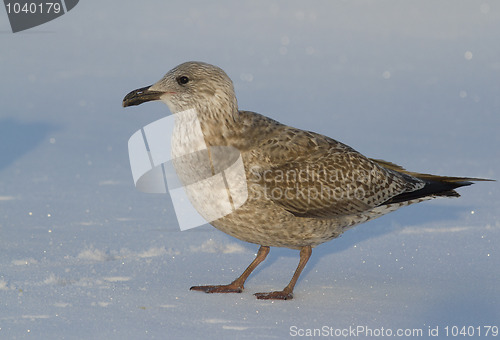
[{"left": 123, "top": 61, "right": 490, "bottom": 300}]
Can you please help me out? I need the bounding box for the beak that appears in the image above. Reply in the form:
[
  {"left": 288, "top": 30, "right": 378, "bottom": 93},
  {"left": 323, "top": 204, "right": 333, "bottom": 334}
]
[{"left": 122, "top": 85, "right": 165, "bottom": 107}]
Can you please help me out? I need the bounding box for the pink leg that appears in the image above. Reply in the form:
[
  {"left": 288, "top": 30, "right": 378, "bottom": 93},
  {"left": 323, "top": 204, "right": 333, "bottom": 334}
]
[
  {"left": 190, "top": 245, "right": 270, "bottom": 294},
  {"left": 254, "top": 246, "right": 312, "bottom": 300}
]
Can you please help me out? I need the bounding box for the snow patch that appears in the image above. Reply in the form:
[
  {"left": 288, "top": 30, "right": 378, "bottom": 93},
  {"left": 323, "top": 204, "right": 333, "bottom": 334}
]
[
  {"left": 0, "top": 196, "right": 16, "bottom": 201},
  {"left": 98, "top": 180, "right": 122, "bottom": 186},
  {"left": 222, "top": 325, "right": 249, "bottom": 331},
  {"left": 76, "top": 246, "right": 177, "bottom": 263},
  {"left": 203, "top": 318, "right": 230, "bottom": 324},
  {"left": 22, "top": 315, "right": 50, "bottom": 320},
  {"left": 77, "top": 221, "right": 101, "bottom": 226},
  {"left": 399, "top": 224, "right": 497, "bottom": 235},
  {"left": 12, "top": 258, "right": 38, "bottom": 266},
  {"left": 190, "top": 239, "right": 245, "bottom": 254},
  {"left": 103, "top": 276, "right": 131, "bottom": 282},
  {"left": 77, "top": 246, "right": 114, "bottom": 262},
  {"left": 42, "top": 273, "right": 74, "bottom": 286},
  {"left": 92, "top": 302, "right": 110, "bottom": 307},
  {"left": 115, "top": 217, "right": 134, "bottom": 222},
  {"left": 0, "top": 279, "right": 12, "bottom": 291},
  {"left": 137, "top": 246, "right": 177, "bottom": 258},
  {"left": 74, "top": 277, "right": 104, "bottom": 288},
  {"left": 43, "top": 273, "right": 61, "bottom": 285},
  {"left": 54, "top": 302, "right": 72, "bottom": 308},
  {"left": 117, "top": 246, "right": 179, "bottom": 259}
]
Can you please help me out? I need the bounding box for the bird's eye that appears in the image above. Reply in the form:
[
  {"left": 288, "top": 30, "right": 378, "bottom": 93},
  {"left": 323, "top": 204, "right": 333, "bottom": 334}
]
[{"left": 177, "top": 76, "right": 190, "bottom": 85}]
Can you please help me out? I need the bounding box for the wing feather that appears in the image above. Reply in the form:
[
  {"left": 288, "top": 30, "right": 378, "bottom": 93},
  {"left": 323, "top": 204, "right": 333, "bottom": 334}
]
[{"left": 247, "top": 123, "right": 423, "bottom": 218}]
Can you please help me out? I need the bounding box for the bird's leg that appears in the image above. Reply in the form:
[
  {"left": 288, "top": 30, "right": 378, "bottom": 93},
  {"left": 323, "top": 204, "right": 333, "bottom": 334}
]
[
  {"left": 190, "top": 245, "right": 270, "bottom": 294},
  {"left": 254, "top": 245, "right": 312, "bottom": 300}
]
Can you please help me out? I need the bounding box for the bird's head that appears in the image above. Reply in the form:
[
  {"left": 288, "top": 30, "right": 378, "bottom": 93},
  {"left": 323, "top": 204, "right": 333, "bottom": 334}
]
[{"left": 122, "top": 61, "right": 238, "bottom": 117}]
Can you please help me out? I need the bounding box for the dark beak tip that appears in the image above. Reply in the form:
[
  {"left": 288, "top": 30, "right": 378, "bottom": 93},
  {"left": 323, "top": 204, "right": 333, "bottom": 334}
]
[{"left": 122, "top": 85, "right": 160, "bottom": 108}]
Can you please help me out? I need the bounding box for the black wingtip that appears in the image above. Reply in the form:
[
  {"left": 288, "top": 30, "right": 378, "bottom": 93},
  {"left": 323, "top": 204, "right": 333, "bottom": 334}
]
[{"left": 381, "top": 179, "right": 475, "bottom": 206}]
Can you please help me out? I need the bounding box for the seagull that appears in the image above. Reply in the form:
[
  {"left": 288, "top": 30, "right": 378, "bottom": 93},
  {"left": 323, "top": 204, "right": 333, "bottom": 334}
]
[{"left": 123, "top": 61, "right": 490, "bottom": 300}]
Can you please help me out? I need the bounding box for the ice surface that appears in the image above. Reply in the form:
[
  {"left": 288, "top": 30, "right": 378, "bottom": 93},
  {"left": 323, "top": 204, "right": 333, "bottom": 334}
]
[{"left": 0, "top": 1, "right": 498, "bottom": 339}]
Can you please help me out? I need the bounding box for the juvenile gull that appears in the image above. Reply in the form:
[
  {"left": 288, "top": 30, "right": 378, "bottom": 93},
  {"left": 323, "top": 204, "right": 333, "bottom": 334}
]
[{"left": 123, "top": 61, "right": 490, "bottom": 300}]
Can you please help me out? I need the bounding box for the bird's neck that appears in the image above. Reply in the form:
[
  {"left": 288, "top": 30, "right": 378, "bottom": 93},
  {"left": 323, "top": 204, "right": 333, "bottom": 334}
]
[{"left": 195, "top": 100, "right": 240, "bottom": 147}]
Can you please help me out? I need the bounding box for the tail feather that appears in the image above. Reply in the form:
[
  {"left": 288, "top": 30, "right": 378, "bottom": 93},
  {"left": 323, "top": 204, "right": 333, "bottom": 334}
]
[{"left": 370, "top": 158, "right": 494, "bottom": 206}]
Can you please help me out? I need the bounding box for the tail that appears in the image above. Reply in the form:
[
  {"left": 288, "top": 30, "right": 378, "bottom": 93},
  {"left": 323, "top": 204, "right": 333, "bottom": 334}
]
[{"left": 370, "top": 159, "right": 494, "bottom": 205}]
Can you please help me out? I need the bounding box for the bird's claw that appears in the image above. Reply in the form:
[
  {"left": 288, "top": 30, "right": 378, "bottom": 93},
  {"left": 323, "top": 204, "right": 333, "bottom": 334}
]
[
  {"left": 254, "top": 291, "right": 293, "bottom": 300},
  {"left": 190, "top": 285, "right": 243, "bottom": 294}
]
